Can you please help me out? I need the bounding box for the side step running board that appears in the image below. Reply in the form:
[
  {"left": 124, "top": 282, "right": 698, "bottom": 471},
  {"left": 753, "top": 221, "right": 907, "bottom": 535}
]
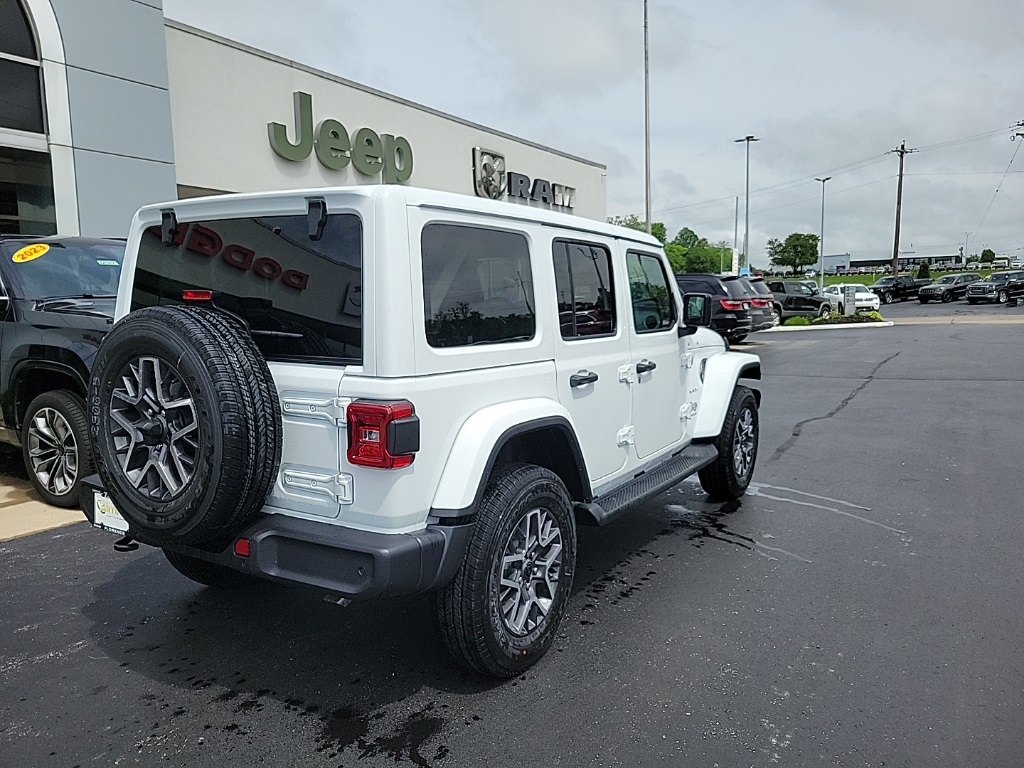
[{"left": 575, "top": 442, "right": 718, "bottom": 527}]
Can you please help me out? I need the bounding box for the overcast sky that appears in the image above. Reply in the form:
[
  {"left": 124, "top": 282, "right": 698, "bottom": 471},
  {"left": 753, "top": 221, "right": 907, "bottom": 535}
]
[{"left": 163, "top": 0, "right": 1024, "bottom": 265}]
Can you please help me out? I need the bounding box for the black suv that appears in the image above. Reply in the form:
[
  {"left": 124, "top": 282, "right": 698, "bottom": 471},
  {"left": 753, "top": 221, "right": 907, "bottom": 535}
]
[
  {"left": 674, "top": 273, "right": 765, "bottom": 343},
  {"left": 0, "top": 235, "right": 124, "bottom": 507}
]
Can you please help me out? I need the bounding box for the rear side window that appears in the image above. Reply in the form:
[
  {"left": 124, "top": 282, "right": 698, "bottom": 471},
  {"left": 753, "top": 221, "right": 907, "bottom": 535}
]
[
  {"left": 553, "top": 239, "right": 616, "bottom": 339},
  {"left": 421, "top": 223, "right": 535, "bottom": 348},
  {"left": 627, "top": 251, "right": 676, "bottom": 333},
  {"left": 132, "top": 214, "right": 362, "bottom": 364}
]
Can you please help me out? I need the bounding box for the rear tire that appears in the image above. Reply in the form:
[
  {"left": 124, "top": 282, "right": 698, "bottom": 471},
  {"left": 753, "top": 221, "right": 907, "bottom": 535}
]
[
  {"left": 918, "top": 297, "right": 929, "bottom": 304},
  {"left": 770, "top": 306, "right": 782, "bottom": 327},
  {"left": 698, "top": 387, "right": 759, "bottom": 500},
  {"left": 434, "top": 464, "right": 576, "bottom": 678},
  {"left": 730, "top": 333, "right": 748, "bottom": 344}
]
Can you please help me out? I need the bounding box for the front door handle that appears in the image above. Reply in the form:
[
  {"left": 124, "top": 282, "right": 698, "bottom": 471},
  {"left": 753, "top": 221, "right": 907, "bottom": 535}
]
[
  {"left": 570, "top": 371, "right": 599, "bottom": 387},
  {"left": 636, "top": 359, "right": 657, "bottom": 374}
]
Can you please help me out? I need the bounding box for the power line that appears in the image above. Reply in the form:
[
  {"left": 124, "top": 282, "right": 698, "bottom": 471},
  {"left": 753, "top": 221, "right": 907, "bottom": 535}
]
[{"left": 970, "top": 139, "right": 1022, "bottom": 246}]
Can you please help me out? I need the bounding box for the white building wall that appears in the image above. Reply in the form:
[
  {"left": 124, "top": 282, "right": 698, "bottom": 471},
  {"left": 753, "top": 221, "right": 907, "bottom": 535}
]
[{"left": 165, "top": 23, "right": 606, "bottom": 220}]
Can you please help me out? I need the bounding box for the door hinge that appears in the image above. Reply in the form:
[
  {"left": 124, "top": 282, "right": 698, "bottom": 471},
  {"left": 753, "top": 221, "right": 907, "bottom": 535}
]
[
  {"left": 617, "top": 364, "right": 635, "bottom": 384},
  {"left": 616, "top": 425, "right": 635, "bottom": 445},
  {"left": 679, "top": 402, "right": 698, "bottom": 421},
  {"left": 281, "top": 395, "right": 352, "bottom": 426},
  {"left": 282, "top": 470, "right": 353, "bottom": 504},
  {"left": 681, "top": 353, "right": 695, "bottom": 369}
]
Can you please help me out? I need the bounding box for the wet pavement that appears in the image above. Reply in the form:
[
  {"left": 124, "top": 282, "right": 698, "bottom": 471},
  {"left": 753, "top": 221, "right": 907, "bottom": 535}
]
[{"left": 3, "top": 314, "right": 1024, "bottom": 767}]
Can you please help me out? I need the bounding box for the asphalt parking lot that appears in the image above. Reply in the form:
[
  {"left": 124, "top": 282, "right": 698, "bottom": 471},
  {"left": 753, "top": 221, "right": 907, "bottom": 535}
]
[{"left": 3, "top": 302, "right": 1023, "bottom": 767}]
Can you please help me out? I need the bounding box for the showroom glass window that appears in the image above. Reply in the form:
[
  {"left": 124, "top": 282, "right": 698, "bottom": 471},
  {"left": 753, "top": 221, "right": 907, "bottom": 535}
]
[
  {"left": 0, "top": 0, "right": 55, "bottom": 235},
  {"left": 0, "top": 0, "right": 44, "bottom": 134}
]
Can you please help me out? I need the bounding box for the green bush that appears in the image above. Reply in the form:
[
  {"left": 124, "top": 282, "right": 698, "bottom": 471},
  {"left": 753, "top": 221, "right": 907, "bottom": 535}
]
[
  {"left": 916, "top": 262, "right": 931, "bottom": 279},
  {"left": 810, "top": 309, "right": 886, "bottom": 325},
  {"left": 784, "top": 316, "right": 811, "bottom": 326}
]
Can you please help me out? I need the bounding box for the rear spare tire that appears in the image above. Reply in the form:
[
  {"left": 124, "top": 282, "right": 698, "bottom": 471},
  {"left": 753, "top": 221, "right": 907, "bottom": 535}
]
[{"left": 89, "top": 306, "right": 282, "bottom": 547}]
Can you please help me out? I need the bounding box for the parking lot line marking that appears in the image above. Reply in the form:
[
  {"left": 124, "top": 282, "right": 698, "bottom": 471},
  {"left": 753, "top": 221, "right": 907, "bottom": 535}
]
[
  {"left": 750, "top": 482, "right": 872, "bottom": 511},
  {"left": 747, "top": 487, "right": 905, "bottom": 535}
]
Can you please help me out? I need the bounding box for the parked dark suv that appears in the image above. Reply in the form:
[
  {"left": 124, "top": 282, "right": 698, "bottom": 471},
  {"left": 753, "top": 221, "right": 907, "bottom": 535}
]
[
  {"left": 0, "top": 235, "right": 125, "bottom": 507},
  {"left": 674, "top": 273, "right": 763, "bottom": 343}
]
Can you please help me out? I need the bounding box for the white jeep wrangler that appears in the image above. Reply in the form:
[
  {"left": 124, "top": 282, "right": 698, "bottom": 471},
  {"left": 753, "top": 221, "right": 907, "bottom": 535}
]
[{"left": 82, "top": 185, "right": 761, "bottom": 678}]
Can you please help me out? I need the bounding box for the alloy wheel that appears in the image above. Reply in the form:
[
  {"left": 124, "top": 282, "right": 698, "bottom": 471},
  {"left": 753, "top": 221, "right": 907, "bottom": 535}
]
[
  {"left": 732, "top": 407, "right": 756, "bottom": 480},
  {"left": 108, "top": 356, "right": 199, "bottom": 501},
  {"left": 27, "top": 408, "right": 78, "bottom": 497},
  {"left": 498, "top": 507, "right": 564, "bottom": 636}
]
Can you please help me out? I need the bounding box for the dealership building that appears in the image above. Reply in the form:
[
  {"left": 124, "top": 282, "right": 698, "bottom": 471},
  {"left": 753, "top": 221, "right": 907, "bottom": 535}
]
[{"left": 1, "top": 0, "right": 606, "bottom": 238}]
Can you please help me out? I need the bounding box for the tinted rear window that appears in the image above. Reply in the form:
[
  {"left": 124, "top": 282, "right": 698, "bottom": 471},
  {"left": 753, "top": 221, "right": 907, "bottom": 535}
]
[
  {"left": 675, "top": 276, "right": 722, "bottom": 295},
  {"left": 131, "top": 214, "right": 362, "bottom": 364},
  {"left": 722, "top": 278, "right": 753, "bottom": 298},
  {"left": 747, "top": 280, "right": 772, "bottom": 296}
]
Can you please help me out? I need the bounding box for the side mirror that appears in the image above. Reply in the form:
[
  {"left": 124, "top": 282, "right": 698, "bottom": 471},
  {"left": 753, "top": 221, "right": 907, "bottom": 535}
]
[{"left": 678, "top": 292, "right": 712, "bottom": 337}]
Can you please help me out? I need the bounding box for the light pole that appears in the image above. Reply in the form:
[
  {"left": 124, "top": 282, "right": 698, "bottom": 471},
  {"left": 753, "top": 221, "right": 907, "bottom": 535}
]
[
  {"left": 735, "top": 136, "right": 759, "bottom": 272},
  {"left": 643, "top": 0, "right": 651, "bottom": 235},
  {"left": 815, "top": 176, "right": 831, "bottom": 292}
]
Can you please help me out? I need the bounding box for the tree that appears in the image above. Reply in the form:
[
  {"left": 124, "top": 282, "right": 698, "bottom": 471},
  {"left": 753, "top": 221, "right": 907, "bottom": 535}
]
[
  {"left": 916, "top": 262, "right": 930, "bottom": 279},
  {"left": 607, "top": 215, "right": 667, "bottom": 244},
  {"left": 980, "top": 248, "right": 995, "bottom": 263},
  {"left": 672, "top": 227, "right": 700, "bottom": 249},
  {"left": 768, "top": 233, "right": 820, "bottom": 273}
]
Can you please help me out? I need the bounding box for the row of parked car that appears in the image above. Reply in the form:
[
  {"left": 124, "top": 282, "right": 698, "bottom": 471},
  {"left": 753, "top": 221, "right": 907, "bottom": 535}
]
[
  {"left": 868, "top": 271, "right": 1024, "bottom": 305},
  {"left": 673, "top": 273, "right": 850, "bottom": 343},
  {"left": 674, "top": 269, "right": 1024, "bottom": 345}
]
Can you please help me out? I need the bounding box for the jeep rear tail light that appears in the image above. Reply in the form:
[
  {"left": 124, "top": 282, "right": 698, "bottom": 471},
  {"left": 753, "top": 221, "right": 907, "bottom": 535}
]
[
  {"left": 719, "top": 299, "right": 745, "bottom": 311},
  {"left": 346, "top": 400, "right": 419, "bottom": 469}
]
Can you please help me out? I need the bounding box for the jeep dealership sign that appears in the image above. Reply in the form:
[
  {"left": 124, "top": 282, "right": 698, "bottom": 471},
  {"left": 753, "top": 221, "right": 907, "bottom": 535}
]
[{"left": 269, "top": 92, "right": 414, "bottom": 183}]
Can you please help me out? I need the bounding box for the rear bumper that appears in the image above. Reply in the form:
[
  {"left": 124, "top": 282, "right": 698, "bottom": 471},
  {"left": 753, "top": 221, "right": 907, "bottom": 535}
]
[{"left": 80, "top": 475, "right": 473, "bottom": 601}]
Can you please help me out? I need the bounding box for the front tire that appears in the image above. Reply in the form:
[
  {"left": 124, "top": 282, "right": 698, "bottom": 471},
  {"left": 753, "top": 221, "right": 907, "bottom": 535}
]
[
  {"left": 434, "top": 464, "right": 576, "bottom": 678},
  {"left": 698, "top": 387, "right": 759, "bottom": 500},
  {"left": 919, "top": 297, "right": 929, "bottom": 304},
  {"left": 883, "top": 292, "right": 893, "bottom": 304},
  {"left": 818, "top": 304, "right": 831, "bottom": 319},
  {"left": 770, "top": 305, "right": 782, "bottom": 327},
  {"left": 22, "top": 391, "right": 93, "bottom": 508},
  {"left": 941, "top": 291, "right": 953, "bottom": 303},
  {"left": 998, "top": 289, "right": 1009, "bottom": 303}
]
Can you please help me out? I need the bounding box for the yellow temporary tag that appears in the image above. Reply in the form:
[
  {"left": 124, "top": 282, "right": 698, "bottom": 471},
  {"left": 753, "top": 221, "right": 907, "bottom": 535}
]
[{"left": 12, "top": 243, "right": 50, "bottom": 263}]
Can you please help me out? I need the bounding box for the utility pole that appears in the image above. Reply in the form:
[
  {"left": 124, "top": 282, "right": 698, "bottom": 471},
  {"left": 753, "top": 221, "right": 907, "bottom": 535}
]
[
  {"left": 963, "top": 230, "right": 971, "bottom": 264},
  {"left": 889, "top": 140, "right": 915, "bottom": 275}
]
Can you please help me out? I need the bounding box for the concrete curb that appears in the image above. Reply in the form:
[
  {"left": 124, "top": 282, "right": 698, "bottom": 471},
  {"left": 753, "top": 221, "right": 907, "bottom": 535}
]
[{"left": 761, "top": 321, "right": 894, "bottom": 333}]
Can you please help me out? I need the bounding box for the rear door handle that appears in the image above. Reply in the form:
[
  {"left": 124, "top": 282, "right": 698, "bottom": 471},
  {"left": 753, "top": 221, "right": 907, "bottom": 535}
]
[
  {"left": 636, "top": 359, "right": 657, "bottom": 374},
  {"left": 570, "top": 371, "right": 599, "bottom": 387}
]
